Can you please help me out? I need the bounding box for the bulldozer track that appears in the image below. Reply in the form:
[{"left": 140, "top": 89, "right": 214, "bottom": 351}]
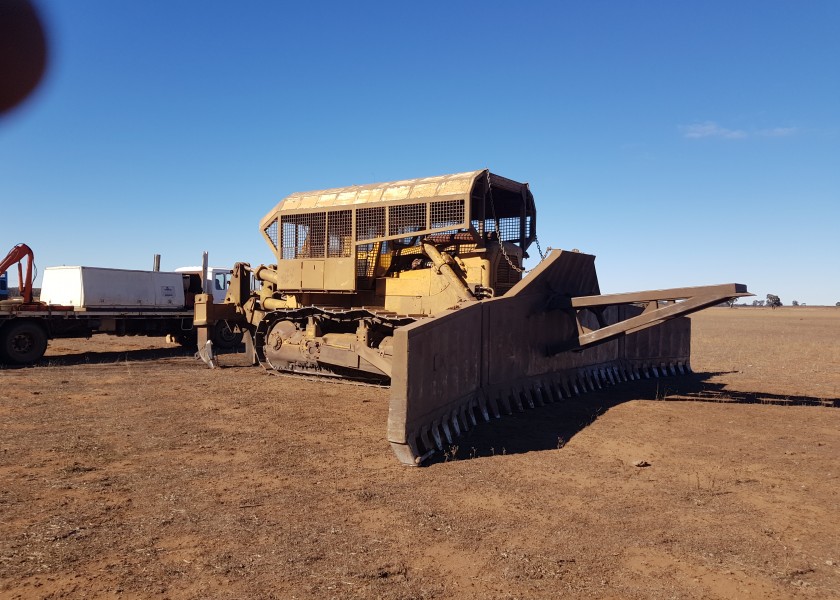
[{"left": 254, "top": 305, "right": 418, "bottom": 380}]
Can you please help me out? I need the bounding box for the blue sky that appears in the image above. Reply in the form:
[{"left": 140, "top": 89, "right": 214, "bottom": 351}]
[{"left": 2, "top": 1, "right": 838, "bottom": 305}]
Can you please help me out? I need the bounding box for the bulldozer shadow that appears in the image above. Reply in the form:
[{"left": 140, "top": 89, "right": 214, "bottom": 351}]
[
  {"left": 28, "top": 346, "right": 195, "bottom": 367},
  {"left": 430, "top": 371, "right": 839, "bottom": 465},
  {"left": 6, "top": 343, "right": 243, "bottom": 368}
]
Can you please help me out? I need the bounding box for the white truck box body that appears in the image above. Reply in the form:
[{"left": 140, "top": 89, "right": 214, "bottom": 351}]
[{"left": 40, "top": 266, "right": 186, "bottom": 309}]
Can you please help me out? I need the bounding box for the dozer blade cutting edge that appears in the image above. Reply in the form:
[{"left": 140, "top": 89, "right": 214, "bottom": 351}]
[{"left": 387, "top": 249, "right": 749, "bottom": 466}]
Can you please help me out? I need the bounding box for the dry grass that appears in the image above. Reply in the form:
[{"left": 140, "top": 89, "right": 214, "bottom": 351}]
[
  {"left": 0, "top": 307, "right": 838, "bottom": 599},
  {"left": 691, "top": 307, "right": 840, "bottom": 399}
]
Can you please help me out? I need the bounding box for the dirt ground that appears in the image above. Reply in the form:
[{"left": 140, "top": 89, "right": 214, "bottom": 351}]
[{"left": 1, "top": 306, "right": 838, "bottom": 599}]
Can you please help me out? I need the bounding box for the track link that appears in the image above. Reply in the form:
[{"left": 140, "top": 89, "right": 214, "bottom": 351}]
[{"left": 254, "top": 306, "right": 418, "bottom": 381}]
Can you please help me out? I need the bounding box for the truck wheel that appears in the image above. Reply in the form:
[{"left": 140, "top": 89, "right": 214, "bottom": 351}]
[
  {"left": 212, "top": 320, "right": 243, "bottom": 350},
  {"left": 0, "top": 321, "right": 48, "bottom": 365}
]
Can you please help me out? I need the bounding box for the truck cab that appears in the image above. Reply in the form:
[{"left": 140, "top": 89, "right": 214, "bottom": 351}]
[{"left": 175, "top": 267, "right": 233, "bottom": 307}]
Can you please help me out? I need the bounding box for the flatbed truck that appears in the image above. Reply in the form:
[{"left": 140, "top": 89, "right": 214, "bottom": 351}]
[{"left": 0, "top": 244, "right": 239, "bottom": 365}]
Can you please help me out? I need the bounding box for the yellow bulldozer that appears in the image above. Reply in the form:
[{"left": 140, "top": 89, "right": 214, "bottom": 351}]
[{"left": 195, "top": 170, "right": 749, "bottom": 465}]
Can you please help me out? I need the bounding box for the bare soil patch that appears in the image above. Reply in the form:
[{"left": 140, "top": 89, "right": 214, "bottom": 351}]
[{"left": 1, "top": 307, "right": 838, "bottom": 599}]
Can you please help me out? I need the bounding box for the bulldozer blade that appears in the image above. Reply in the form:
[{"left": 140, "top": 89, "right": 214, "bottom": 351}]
[{"left": 387, "top": 250, "right": 694, "bottom": 466}]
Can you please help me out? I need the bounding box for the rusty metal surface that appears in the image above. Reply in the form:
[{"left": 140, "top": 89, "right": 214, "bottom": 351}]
[
  {"left": 388, "top": 251, "right": 612, "bottom": 463},
  {"left": 257, "top": 170, "right": 539, "bottom": 312},
  {"left": 386, "top": 250, "right": 739, "bottom": 466},
  {"left": 263, "top": 170, "right": 485, "bottom": 219},
  {"left": 572, "top": 284, "right": 750, "bottom": 349},
  {"left": 571, "top": 284, "right": 749, "bottom": 307}
]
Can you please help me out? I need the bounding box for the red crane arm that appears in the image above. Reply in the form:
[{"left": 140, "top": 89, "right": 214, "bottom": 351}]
[{"left": 0, "top": 243, "right": 35, "bottom": 304}]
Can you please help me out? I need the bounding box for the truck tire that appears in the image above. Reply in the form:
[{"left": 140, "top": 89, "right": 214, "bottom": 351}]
[
  {"left": 0, "top": 321, "right": 48, "bottom": 365},
  {"left": 212, "top": 320, "right": 243, "bottom": 350}
]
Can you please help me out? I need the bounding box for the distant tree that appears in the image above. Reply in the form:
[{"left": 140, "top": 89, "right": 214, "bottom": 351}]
[
  {"left": 836, "top": 302, "right": 840, "bottom": 307},
  {"left": 792, "top": 300, "right": 799, "bottom": 306},
  {"left": 726, "top": 298, "right": 738, "bottom": 308},
  {"left": 766, "top": 294, "right": 782, "bottom": 309}
]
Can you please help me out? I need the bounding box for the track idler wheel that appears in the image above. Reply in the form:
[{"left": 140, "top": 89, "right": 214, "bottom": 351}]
[{"left": 262, "top": 319, "right": 300, "bottom": 371}]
